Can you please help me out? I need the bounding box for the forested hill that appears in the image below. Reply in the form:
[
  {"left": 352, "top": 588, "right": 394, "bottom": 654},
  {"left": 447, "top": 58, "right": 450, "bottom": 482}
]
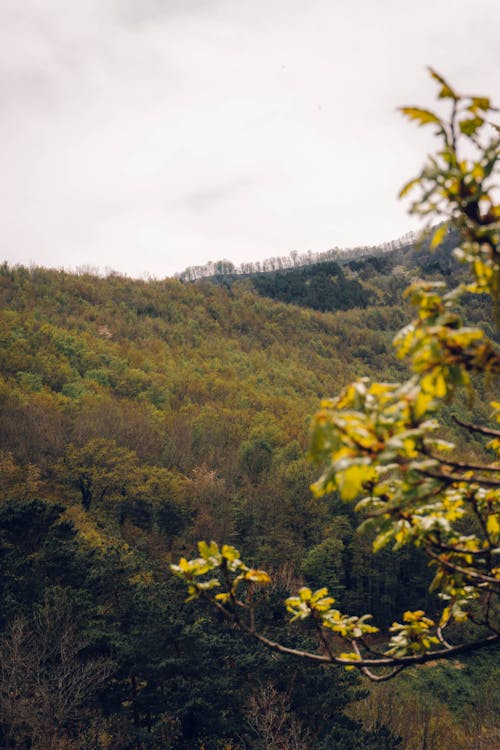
[
  {"left": 183, "top": 229, "right": 463, "bottom": 314},
  {"left": 0, "top": 260, "right": 408, "bottom": 488},
  {"left": 176, "top": 229, "right": 418, "bottom": 282},
  {"left": 0, "top": 253, "right": 497, "bottom": 749}
]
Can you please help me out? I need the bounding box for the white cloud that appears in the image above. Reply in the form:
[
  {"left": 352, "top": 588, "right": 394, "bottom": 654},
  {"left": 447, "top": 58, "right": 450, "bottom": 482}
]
[{"left": 1, "top": 0, "right": 500, "bottom": 277}]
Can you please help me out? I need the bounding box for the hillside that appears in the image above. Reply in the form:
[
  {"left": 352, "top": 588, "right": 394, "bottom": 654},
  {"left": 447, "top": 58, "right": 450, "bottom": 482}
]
[
  {"left": 0, "top": 262, "right": 404, "bottom": 473},
  {"left": 191, "top": 229, "right": 465, "bottom": 314},
  {"left": 0, "top": 251, "right": 497, "bottom": 749}
]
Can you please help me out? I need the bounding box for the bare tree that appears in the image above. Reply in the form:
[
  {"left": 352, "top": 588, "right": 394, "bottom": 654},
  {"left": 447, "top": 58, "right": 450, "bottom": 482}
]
[
  {"left": 244, "top": 683, "right": 311, "bottom": 750},
  {"left": 0, "top": 594, "right": 112, "bottom": 750}
]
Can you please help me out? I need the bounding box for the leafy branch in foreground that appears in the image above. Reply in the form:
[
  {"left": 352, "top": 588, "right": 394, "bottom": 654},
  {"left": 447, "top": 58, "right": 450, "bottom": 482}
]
[{"left": 172, "top": 70, "right": 500, "bottom": 680}]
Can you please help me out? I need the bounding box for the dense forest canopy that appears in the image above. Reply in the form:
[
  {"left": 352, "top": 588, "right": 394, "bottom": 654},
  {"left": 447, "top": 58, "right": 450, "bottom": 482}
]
[
  {"left": 0, "top": 253, "right": 427, "bottom": 749},
  {"left": 1, "top": 240, "right": 497, "bottom": 748}
]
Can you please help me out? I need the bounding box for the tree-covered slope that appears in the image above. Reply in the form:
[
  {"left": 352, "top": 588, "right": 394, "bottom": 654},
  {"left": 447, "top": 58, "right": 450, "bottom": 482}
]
[
  {"left": 0, "top": 262, "right": 405, "bottom": 474},
  {"left": 0, "top": 254, "right": 496, "bottom": 749},
  {"left": 0, "top": 262, "right": 415, "bottom": 749},
  {"left": 200, "top": 229, "right": 467, "bottom": 314}
]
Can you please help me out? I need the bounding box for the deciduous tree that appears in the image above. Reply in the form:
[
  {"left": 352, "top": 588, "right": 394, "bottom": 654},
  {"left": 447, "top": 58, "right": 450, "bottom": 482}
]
[{"left": 172, "top": 70, "right": 500, "bottom": 680}]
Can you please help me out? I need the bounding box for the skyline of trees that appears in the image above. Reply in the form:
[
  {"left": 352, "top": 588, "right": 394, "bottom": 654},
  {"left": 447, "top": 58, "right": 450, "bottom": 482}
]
[{"left": 175, "top": 230, "right": 418, "bottom": 282}]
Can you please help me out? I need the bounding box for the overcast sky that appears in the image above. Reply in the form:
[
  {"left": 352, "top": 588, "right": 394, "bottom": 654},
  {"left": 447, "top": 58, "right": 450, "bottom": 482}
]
[{"left": 1, "top": 0, "right": 499, "bottom": 278}]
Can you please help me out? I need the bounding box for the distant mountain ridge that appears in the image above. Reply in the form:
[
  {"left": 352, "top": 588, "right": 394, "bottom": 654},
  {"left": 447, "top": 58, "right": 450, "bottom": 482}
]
[
  {"left": 186, "top": 228, "right": 462, "bottom": 315},
  {"left": 175, "top": 230, "right": 418, "bottom": 282}
]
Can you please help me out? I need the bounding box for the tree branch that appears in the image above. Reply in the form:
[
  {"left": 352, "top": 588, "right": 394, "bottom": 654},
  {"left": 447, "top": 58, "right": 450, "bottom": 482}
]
[
  {"left": 422, "top": 447, "right": 500, "bottom": 473},
  {"left": 454, "top": 416, "right": 500, "bottom": 438},
  {"left": 198, "top": 587, "right": 500, "bottom": 680},
  {"left": 424, "top": 546, "right": 500, "bottom": 587},
  {"left": 420, "top": 468, "right": 500, "bottom": 488}
]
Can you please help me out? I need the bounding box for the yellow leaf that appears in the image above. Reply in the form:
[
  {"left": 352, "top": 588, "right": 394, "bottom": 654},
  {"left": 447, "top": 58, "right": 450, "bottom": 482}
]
[
  {"left": 470, "top": 96, "right": 491, "bottom": 112},
  {"left": 336, "top": 463, "right": 375, "bottom": 501},
  {"left": 311, "top": 587, "right": 329, "bottom": 601},
  {"left": 399, "top": 177, "right": 420, "bottom": 199},
  {"left": 471, "top": 163, "right": 484, "bottom": 181},
  {"left": 395, "top": 526, "right": 408, "bottom": 544},
  {"left": 413, "top": 389, "right": 433, "bottom": 419},
  {"left": 403, "top": 438, "right": 418, "bottom": 458},
  {"left": 198, "top": 540, "right": 220, "bottom": 559},
  {"left": 430, "top": 224, "right": 447, "bottom": 250},
  {"left": 299, "top": 587, "right": 312, "bottom": 601},
  {"left": 339, "top": 652, "right": 361, "bottom": 661},
  {"left": 403, "top": 610, "right": 426, "bottom": 622},
  {"left": 439, "top": 606, "right": 451, "bottom": 627},
  {"left": 428, "top": 68, "right": 458, "bottom": 100},
  {"left": 435, "top": 372, "right": 447, "bottom": 398},
  {"left": 486, "top": 438, "right": 500, "bottom": 455},
  {"left": 177, "top": 557, "right": 191, "bottom": 573},
  {"left": 459, "top": 116, "right": 484, "bottom": 137},
  {"left": 400, "top": 107, "right": 441, "bottom": 127},
  {"left": 245, "top": 569, "right": 271, "bottom": 584},
  {"left": 421, "top": 371, "right": 447, "bottom": 398},
  {"left": 486, "top": 514, "right": 499, "bottom": 540},
  {"left": 221, "top": 544, "right": 241, "bottom": 561}
]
